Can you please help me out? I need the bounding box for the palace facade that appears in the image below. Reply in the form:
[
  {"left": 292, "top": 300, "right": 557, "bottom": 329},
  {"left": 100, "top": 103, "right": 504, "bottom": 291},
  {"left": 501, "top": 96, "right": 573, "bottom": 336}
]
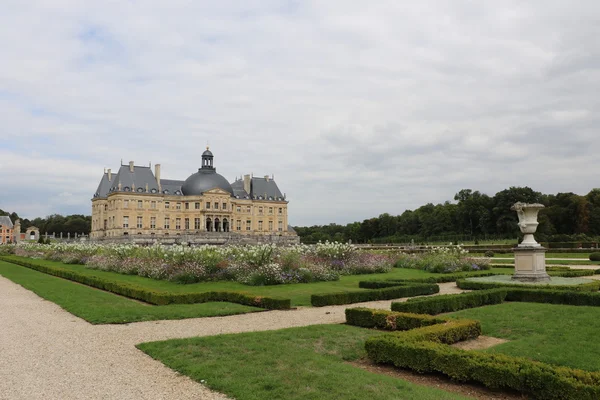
[{"left": 90, "top": 148, "right": 298, "bottom": 244}]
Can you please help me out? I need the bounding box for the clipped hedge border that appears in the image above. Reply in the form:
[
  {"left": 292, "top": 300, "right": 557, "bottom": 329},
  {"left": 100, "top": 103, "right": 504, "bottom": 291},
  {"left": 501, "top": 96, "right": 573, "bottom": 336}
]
[
  {"left": 390, "top": 288, "right": 508, "bottom": 315},
  {"left": 358, "top": 271, "right": 501, "bottom": 289},
  {"left": 345, "top": 307, "right": 447, "bottom": 330},
  {"left": 0, "top": 256, "right": 290, "bottom": 310},
  {"left": 506, "top": 288, "right": 600, "bottom": 307},
  {"left": 365, "top": 321, "right": 600, "bottom": 400},
  {"left": 310, "top": 282, "right": 439, "bottom": 307},
  {"left": 456, "top": 277, "right": 600, "bottom": 292},
  {"left": 390, "top": 287, "right": 600, "bottom": 315}
]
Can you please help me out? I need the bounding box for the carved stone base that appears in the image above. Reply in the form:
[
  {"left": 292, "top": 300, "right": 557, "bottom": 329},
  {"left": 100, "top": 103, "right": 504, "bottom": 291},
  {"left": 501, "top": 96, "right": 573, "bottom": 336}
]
[{"left": 512, "top": 246, "right": 551, "bottom": 283}]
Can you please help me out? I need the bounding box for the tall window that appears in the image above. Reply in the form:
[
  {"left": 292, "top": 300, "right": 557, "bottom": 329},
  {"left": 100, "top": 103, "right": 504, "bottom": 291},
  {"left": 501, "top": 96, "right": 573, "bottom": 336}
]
[
  {"left": 185, "top": 218, "right": 190, "bottom": 230},
  {"left": 123, "top": 216, "right": 129, "bottom": 228},
  {"left": 222, "top": 202, "right": 227, "bottom": 210},
  {"left": 269, "top": 207, "right": 273, "bottom": 214},
  {"left": 278, "top": 221, "right": 283, "bottom": 231},
  {"left": 103, "top": 219, "right": 107, "bottom": 229},
  {"left": 247, "top": 206, "right": 251, "bottom": 213},
  {"left": 278, "top": 207, "right": 283, "bottom": 215},
  {"left": 195, "top": 202, "right": 200, "bottom": 209},
  {"left": 236, "top": 206, "right": 241, "bottom": 212},
  {"left": 236, "top": 220, "right": 241, "bottom": 231},
  {"left": 246, "top": 220, "right": 251, "bottom": 231},
  {"left": 175, "top": 218, "right": 181, "bottom": 230},
  {"left": 137, "top": 216, "right": 143, "bottom": 229},
  {"left": 165, "top": 201, "right": 170, "bottom": 209},
  {"left": 214, "top": 202, "right": 219, "bottom": 209},
  {"left": 176, "top": 202, "right": 181, "bottom": 210},
  {"left": 258, "top": 220, "right": 263, "bottom": 231},
  {"left": 138, "top": 200, "right": 143, "bottom": 209},
  {"left": 150, "top": 217, "right": 156, "bottom": 229},
  {"left": 194, "top": 218, "right": 201, "bottom": 230},
  {"left": 151, "top": 201, "right": 156, "bottom": 209},
  {"left": 164, "top": 218, "right": 170, "bottom": 229},
  {"left": 258, "top": 207, "right": 263, "bottom": 215},
  {"left": 185, "top": 202, "right": 189, "bottom": 210},
  {"left": 268, "top": 221, "right": 273, "bottom": 231},
  {"left": 206, "top": 202, "right": 210, "bottom": 209},
  {"left": 124, "top": 200, "right": 129, "bottom": 209}
]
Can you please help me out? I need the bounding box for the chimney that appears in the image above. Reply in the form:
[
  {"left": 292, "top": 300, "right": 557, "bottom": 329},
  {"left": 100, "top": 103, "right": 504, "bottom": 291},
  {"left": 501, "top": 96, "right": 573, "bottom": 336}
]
[
  {"left": 129, "top": 161, "right": 134, "bottom": 173},
  {"left": 155, "top": 164, "right": 161, "bottom": 191},
  {"left": 107, "top": 169, "right": 112, "bottom": 181},
  {"left": 264, "top": 175, "right": 270, "bottom": 182},
  {"left": 243, "top": 174, "right": 251, "bottom": 194}
]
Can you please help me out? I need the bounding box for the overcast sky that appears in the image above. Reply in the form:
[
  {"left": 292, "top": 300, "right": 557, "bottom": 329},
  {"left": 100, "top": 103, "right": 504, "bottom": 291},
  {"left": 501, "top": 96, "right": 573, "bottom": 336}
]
[{"left": 1, "top": 1, "right": 599, "bottom": 226}]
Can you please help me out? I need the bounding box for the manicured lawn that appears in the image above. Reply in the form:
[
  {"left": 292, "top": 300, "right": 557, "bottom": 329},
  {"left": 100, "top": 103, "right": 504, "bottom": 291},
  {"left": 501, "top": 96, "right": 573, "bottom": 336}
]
[
  {"left": 448, "top": 302, "right": 600, "bottom": 372},
  {"left": 5, "top": 256, "right": 513, "bottom": 306},
  {"left": 491, "top": 258, "right": 600, "bottom": 266},
  {"left": 472, "top": 253, "right": 595, "bottom": 259},
  {"left": 0, "top": 260, "right": 260, "bottom": 324},
  {"left": 138, "top": 324, "right": 467, "bottom": 400}
]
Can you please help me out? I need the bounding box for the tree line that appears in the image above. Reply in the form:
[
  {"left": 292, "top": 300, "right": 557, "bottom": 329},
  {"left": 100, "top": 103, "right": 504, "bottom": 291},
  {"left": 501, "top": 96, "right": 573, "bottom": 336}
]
[
  {"left": 294, "top": 187, "right": 600, "bottom": 244},
  {"left": 0, "top": 210, "right": 91, "bottom": 236}
]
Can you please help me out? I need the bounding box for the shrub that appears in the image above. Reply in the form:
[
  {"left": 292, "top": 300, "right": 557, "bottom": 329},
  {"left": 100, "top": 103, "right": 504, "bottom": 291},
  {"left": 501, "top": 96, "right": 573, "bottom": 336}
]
[
  {"left": 456, "top": 278, "right": 600, "bottom": 292},
  {"left": 365, "top": 324, "right": 600, "bottom": 400},
  {"left": 391, "top": 289, "right": 508, "bottom": 315},
  {"left": 345, "top": 307, "right": 446, "bottom": 330},
  {"left": 311, "top": 283, "right": 439, "bottom": 307},
  {"left": 358, "top": 271, "right": 500, "bottom": 288},
  {"left": 590, "top": 253, "right": 600, "bottom": 262},
  {"left": 484, "top": 250, "right": 494, "bottom": 257},
  {"left": 505, "top": 288, "right": 600, "bottom": 307},
  {"left": 0, "top": 256, "right": 291, "bottom": 309}
]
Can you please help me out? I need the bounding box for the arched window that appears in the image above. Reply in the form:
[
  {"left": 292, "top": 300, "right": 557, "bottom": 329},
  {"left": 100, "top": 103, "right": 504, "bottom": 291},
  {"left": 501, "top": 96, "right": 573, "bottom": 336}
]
[{"left": 206, "top": 218, "right": 213, "bottom": 232}]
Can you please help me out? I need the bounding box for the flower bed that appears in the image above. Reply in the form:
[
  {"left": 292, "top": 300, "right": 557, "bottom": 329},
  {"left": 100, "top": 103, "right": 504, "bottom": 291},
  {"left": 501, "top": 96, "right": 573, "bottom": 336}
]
[
  {"left": 13, "top": 241, "right": 395, "bottom": 286},
  {"left": 395, "top": 245, "right": 490, "bottom": 273}
]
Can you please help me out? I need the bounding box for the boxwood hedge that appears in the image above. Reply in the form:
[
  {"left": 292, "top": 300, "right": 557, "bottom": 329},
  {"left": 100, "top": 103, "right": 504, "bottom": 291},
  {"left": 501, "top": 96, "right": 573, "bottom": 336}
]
[{"left": 0, "top": 256, "right": 290, "bottom": 310}]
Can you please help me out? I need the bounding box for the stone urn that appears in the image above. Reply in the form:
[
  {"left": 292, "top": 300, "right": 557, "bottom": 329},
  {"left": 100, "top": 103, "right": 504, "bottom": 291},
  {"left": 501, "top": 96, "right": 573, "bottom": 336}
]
[
  {"left": 511, "top": 202, "right": 544, "bottom": 247},
  {"left": 511, "top": 202, "right": 550, "bottom": 282}
]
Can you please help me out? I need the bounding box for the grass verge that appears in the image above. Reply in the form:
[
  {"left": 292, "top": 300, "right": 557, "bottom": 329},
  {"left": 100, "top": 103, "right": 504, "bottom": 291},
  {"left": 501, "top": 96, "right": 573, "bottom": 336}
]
[
  {"left": 448, "top": 302, "right": 600, "bottom": 372},
  {"left": 137, "top": 324, "right": 467, "bottom": 400},
  {"left": 0, "top": 260, "right": 260, "bottom": 324}
]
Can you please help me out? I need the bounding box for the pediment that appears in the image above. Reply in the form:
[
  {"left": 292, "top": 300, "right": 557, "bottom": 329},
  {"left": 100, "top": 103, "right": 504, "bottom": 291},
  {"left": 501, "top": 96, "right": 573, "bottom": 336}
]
[{"left": 204, "top": 188, "right": 231, "bottom": 195}]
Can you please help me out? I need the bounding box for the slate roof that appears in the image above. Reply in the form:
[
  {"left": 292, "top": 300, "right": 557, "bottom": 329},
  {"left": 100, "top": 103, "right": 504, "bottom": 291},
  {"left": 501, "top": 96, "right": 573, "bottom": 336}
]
[
  {"left": 160, "top": 179, "right": 184, "bottom": 195},
  {"left": 94, "top": 165, "right": 286, "bottom": 202},
  {"left": 94, "top": 165, "right": 184, "bottom": 198},
  {"left": 0, "top": 216, "right": 14, "bottom": 228},
  {"left": 230, "top": 177, "right": 286, "bottom": 201}
]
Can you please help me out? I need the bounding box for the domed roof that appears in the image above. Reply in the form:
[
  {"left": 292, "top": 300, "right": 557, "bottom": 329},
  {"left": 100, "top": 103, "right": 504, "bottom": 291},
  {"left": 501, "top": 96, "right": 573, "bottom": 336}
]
[
  {"left": 181, "top": 169, "right": 234, "bottom": 196},
  {"left": 180, "top": 147, "right": 233, "bottom": 196}
]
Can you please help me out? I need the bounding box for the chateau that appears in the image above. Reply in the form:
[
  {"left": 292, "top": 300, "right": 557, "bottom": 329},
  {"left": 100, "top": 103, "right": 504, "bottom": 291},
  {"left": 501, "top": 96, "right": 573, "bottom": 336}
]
[{"left": 90, "top": 148, "right": 298, "bottom": 244}]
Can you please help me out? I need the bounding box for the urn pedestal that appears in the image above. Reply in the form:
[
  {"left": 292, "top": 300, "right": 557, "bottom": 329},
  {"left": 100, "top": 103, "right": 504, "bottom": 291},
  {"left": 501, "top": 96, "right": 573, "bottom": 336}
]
[
  {"left": 511, "top": 202, "right": 551, "bottom": 283},
  {"left": 512, "top": 246, "right": 551, "bottom": 283}
]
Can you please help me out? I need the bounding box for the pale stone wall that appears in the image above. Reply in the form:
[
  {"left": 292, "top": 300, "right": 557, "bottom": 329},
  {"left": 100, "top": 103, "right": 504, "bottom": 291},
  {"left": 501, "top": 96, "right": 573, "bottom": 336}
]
[{"left": 91, "top": 188, "right": 294, "bottom": 242}]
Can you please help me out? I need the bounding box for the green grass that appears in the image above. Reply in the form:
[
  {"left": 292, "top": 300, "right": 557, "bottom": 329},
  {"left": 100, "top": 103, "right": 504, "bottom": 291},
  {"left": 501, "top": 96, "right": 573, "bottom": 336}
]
[
  {"left": 472, "top": 253, "right": 596, "bottom": 259},
  {"left": 490, "top": 258, "right": 600, "bottom": 266},
  {"left": 448, "top": 302, "right": 600, "bottom": 371},
  {"left": 138, "top": 324, "right": 468, "bottom": 400},
  {"left": 0, "top": 260, "right": 261, "bottom": 324},
  {"left": 5, "top": 256, "right": 513, "bottom": 306}
]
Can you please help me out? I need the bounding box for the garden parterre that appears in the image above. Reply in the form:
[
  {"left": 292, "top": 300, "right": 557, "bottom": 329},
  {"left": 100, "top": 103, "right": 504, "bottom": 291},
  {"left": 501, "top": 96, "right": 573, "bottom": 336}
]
[
  {"left": 7, "top": 241, "right": 394, "bottom": 286},
  {"left": 2, "top": 241, "right": 490, "bottom": 287}
]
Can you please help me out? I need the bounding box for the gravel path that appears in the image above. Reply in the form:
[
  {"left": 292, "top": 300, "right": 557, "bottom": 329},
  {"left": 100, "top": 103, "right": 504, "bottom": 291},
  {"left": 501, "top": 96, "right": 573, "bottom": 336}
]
[{"left": 0, "top": 277, "right": 464, "bottom": 400}]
